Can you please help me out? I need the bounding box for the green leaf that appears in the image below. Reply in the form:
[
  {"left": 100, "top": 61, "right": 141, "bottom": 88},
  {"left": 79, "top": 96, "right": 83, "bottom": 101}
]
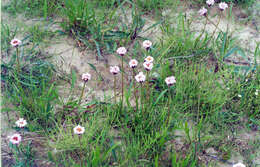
[
  {"left": 94, "top": 40, "right": 102, "bottom": 59},
  {"left": 88, "top": 63, "right": 104, "bottom": 81},
  {"left": 221, "top": 32, "right": 227, "bottom": 57},
  {"left": 153, "top": 89, "right": 168, "bottom": 106},
  {"left": 71, "top": 69, "right": 77, "bottom": 89},
  {"left": 224, "top": 47, "right": 249, "bottom": 63},
  {"left": 142, "top": 19, "right": 164, "bottom": 34}
]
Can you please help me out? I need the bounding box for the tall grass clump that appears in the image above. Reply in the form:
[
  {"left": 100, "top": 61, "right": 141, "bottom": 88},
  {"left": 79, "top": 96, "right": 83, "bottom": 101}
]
[
  {"left": 60, "top": 0, "right": 160, "bottom": 58},
  {"left": 1, "top": 35, "right": 58, "bottom": 132},
  {"left": 2, "top": 0, "right": 61, "bottom": 18},
  {"left": 158, "top": 13, "right": 211, "bottom": 62}
]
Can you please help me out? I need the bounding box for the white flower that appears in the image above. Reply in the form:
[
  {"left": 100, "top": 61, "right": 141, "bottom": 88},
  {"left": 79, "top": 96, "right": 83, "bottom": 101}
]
[
  {"left": 238, "top": 94, "right": 242, "bottom": 98},
  {"left": 116, "top": 47, "right": 127, "bottom": 56},
  {"left": 129, "top": 59, "right": 138, "bottom": 68},
  {"left": 206, "top": 0, "right": 214, "bottom": 6},
  {"left": 198, "top": 7, "right": 208, "bottom": 16},
  {"left": 255, "top": 92, "right": 258, "bottom": 96},
  {"left": 110, "top": 66, "right": 120, "bottom": 75},
  {"left": 82, "top": 73, "right": 91, "bottom": 82},
  {"left": 165, "top": 76, "right": 176, "bottom": 86},
  {"left": 135, "top": 72, "right": 146, "bottom": 83},
  {"left": 143, "top": 62, "right": 153, "bottom": 71},
  {"left": 143, "top": 40, "right": 152, "bottom": 49},
  {"left": 219, "top": 2, "right": 228, "bottom": 11},
  {"left": 233, "top": 162, "right": 246, "bottom": 167},
  {"left": 227, "top": 87, "right": 230, "bottom": 90},
  {"left": 15, "top": 118, "right": 27, "bottom": 128},
  {"left": 10, "top": 38, "right": 22, "bottom": 47},
  {"left": 144, "top": 56, "right": 154, "bottom": 63},
  {"left": 256, "top": 89, "right": 259, "bottom": 92},
  {"left": 9, "top": 134, "right": 22, "bottom": 145},
  {"left": 73, "top": 125, "right": 85, "bottom": 135}
]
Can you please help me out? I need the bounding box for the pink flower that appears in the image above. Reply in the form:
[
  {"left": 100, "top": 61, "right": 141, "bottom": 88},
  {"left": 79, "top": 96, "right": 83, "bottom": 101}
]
[
  {"left": 233, "top": 163, "right": 246, "bottom": 167},
  {"left": 73, "top": 125, "right": 85, "bottom": 135},
  {"left": 110, "top": 66, "right": 120, "bottom": 75},
  {"left": 9, "top": 134, "right": 22, "bottom": 145},
  {"left": 144, "top": 56, "right": 154, "bottom": 63},
  {"left": 15, "top": 118, "right": 27, "bottom": 128},
  {"left": 143, "top": 40, "right": 152, "bottom": 50},
  {"left": 116, "top": 47, "right": 127, "bottom": 56},
  {"left": 143, "top": 62, "right": 153, "bottom": 71},
  {"left": 206, "top": 0, "right": 214, "bottom": 6},
  {"left": 129, "top": 59, "right": 138, "bottom": 68},
  {"left": 10, "top": 38, "right": 21, "bottom": 47},
  {"left": 165, "top": 76, "right": 176, "bottom": 86},
  {"left": 135, "top": 72, "right": 146, "bottom": 83},
  {"left": 82, "top": 73, "right": 91, "bottom": 82},
  {"left": 198, "top": 7, "right": 208, "bottom": 16},
  {"left": 219, "top": 2, "right": 228, "bottom": 11}
]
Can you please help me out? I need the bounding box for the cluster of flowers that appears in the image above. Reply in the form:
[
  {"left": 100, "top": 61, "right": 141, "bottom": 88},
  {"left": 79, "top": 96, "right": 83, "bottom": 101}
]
[
  {"left": 82, "top": 40, "right": 176, "bottom": 86},
  {"left": 199, "top": 0, "right": 228, "bottom": 16},
  {"left": 8, "top": 118, "right": 27, "bottom": 145}
]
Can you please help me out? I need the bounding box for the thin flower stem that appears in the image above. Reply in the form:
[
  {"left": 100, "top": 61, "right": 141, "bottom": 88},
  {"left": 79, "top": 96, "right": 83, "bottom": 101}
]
[
  {"left": 14, "top": 144, "right": 19, "bottom": 160},
  {"left": 205, "top": 16, "right": 222, "bottom": 31},
  {"left": 166, "top": 87, "right": 171, "bottom": 125},
  {"left": 226, "top": 6, "right": 231, "bottom": 34},
  {"left": 121, "top": 56, "right": 124, "bottom": 106},
  {"left": 16, "top": 47, "right": 20, "bottom": 72},
  {"left": 197, "top": 95, "right": 200, "bottom": 123},
  {"left": 202, "top": 17, "right": 207, "bottom": 35},
  {"left": 146, "top": 71, "right": 150, "bottom": 104},
  {"left": 210, "top": 14, "right": 221, "bottom": 42},
  {"left": 78, "top": 135, "right": 83, "bottom": 167},
  {"left": 13, "top": 47, "right": 24, "bottom": 105},
  {"left": 114, "top": 75, "right": 116, "bottom": 103},
  {"left": 195, "top": 17, "right": 207, "bottom": 49},
  {"left": 78, "top": 82, "right": 86, "bottom": 105},
  {"left": 140, "top": 83, "right": 143, "bottom": 113},
  {"left": 133, "top": 69, "right": 137, "bottom": 110}
]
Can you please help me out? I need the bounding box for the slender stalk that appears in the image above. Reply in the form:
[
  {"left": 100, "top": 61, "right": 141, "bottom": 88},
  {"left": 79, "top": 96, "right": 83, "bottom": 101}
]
[
  {"left": 197, "top": 95, "right": 200, "bottom": 123},
  {"left": 78, "top": 135, "right": 83, "bottom": 167},
  {"left": 121, "top": 56, "right": 124, "bottom": 106},
  {"left": 16, "top": 47, "right": 20, "bottom": 72},
  {"left": 114, "top": 75, "right": 116, "bottom": 103},
  {"left": 202, "top": 17, "right": 207, "bottom": 35},
  {"left": 133, "top": 69, "right": 137, "bottom": 109},
  {"left": 166, "top": 87, "right": 171, "bottom": 125},
  {"left": 140, "top": 83, "right": 143, "bottom": 113},
  {"left": 210, "top": 13, "right": 221, "bottom": 42},
  {"left": 205, "top": 16, "right": 222, "bottom": 31},
  {"left": 78, "top": 82, "right": 86, "bottom": 105},
  {"left": 146, "top": 71, "right": 150, "bottom": 104}
]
